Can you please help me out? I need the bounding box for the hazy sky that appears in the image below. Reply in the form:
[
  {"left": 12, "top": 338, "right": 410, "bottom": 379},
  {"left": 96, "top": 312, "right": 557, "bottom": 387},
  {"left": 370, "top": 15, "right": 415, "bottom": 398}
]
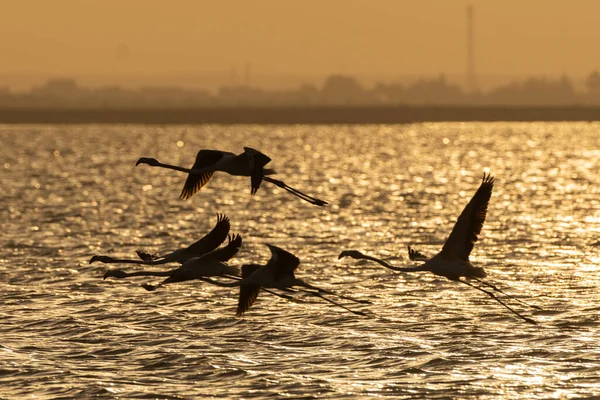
[{"left": 1, "top": 0, "right": 599, "bottom": 87}]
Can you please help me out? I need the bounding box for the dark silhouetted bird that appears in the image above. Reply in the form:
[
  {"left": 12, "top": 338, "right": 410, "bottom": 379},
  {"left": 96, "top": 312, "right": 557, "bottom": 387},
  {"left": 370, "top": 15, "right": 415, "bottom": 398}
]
[{"left": 136, "top": 147, "right": 328, "bottom": 206}]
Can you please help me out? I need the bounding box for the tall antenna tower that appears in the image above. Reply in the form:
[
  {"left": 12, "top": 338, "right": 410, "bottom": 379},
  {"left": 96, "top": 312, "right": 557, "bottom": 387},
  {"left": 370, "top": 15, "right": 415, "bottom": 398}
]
[{"left": 466, "top": 4, "right": 478, "bottom": 92}]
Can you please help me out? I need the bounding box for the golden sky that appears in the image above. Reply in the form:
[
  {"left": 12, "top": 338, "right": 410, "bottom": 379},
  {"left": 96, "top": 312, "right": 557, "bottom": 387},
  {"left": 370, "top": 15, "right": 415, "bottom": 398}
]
[{"left": 1, "top": 0, "right": 599, "bottom": 86}]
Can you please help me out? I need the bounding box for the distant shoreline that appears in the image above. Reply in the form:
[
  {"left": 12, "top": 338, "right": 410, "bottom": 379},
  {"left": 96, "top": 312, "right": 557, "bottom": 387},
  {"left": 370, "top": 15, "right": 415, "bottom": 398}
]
[{"left": 1, "top": 106, "right": 599, "bottom": 124}]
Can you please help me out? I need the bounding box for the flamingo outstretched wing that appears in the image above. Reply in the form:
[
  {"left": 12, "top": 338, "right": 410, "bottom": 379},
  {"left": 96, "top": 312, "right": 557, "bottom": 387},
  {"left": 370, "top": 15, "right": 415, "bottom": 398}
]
[
  {"left": 209, "top": 233, "right": 243, "bottom": 262},
  {"left": 136, "top": 250, "right": 159, "bottom": 261},
  {"left": 407, "top": 246, "right": 428, "bottom": 262},
  {"left": 244, "top": 147, "right": 272, "bottom": 195},
  {"left": 180, "top": 150, "right": 228, "bottom": 200},
  {"left": 236, "top": 264, "right": 263, "bottom": 316},
  {"left": 185, "top": 213, "right": 231, "bottom": 257},
  {"left": 440, "top": 173, "right": 494, "bottom": 261},
  {"left": 265, "top": 244, "right": 300, "bottom": 282}
]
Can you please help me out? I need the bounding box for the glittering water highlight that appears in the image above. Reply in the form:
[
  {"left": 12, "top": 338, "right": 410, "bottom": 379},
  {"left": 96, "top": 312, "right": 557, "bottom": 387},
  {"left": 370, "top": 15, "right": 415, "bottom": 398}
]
[{"left": 1, "top": 122, "right": 600, "bottom": 398}]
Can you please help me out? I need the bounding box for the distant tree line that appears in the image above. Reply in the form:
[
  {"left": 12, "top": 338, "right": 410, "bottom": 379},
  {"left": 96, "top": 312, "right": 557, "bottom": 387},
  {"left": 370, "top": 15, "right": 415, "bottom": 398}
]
[{"left": 2, "top": 71, "right": 600, "bottom": 108}]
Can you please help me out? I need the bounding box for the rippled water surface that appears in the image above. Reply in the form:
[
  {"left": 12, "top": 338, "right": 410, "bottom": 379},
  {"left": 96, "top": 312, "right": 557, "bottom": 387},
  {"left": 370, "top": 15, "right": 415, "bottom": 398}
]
[{"left": 2, "top": 123, "right": 600, "bottom": 398}]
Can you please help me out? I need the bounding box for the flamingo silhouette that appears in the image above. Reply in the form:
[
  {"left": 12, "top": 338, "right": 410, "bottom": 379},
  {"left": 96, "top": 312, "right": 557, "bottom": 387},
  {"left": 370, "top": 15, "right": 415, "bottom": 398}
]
[
  {"left": 90, "top": 214, "right": 232, "bottom": 266},
  {"left": 103, "top": 234, "right": 242, "bottom": 291},
  {"left": 339, "top": 173, "right": 538, "bottom": 324},
  {"left": 202, "top": 244, "right": 370, "bottom": 317},
  {"left": 136, "top": 147, "right": 328, "bottom": 206},
  {"left": 103, "top": 238, "right": 337, "bottom": 308}
]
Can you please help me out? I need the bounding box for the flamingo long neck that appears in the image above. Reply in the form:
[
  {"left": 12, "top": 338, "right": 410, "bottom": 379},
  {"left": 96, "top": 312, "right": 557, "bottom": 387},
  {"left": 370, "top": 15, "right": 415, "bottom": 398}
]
[
  {"left": 124, "top": 270, "right": 174, "bottom": 278},
  {"left": 104, "top": 257, "right": 146, "bottom": 264},
  {"left": 154, "top": 161, "right": 192, "bottom": 174},
  {"left": 361, "top": 254, "right": 428, "bottom": 273},
  {"left": 361, "top": 254, "right": 397, "bottom": 270},
  {"left": 389, "top": 264, "right": 430, "bottom": 273},
  {"left": 102, "top": 257, "right": 168, "bottom": 266}
]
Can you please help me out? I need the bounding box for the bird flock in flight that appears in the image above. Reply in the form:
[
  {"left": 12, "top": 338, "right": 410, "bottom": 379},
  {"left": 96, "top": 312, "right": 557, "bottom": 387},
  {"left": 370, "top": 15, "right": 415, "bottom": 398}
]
[{"left": 91, "top": 147, "right": 539, "bottom": 324}]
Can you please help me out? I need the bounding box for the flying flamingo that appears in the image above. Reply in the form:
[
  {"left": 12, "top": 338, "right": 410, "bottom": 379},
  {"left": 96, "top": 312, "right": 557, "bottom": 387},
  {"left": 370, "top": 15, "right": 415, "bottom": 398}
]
[
  {"left": 201, "top": 244, "right": 371, "bottom": 317},
  {"left": 90, "top": 213, "right": 232, "bottom": 266},
  {"left": 103, "top": 237, "right": 324, "bottom": 305},
  {"left": 103, "top": 234, "right": 242, "bottom": 290},
  {"left": 339, "top": 173, "right": 539, "bottom": 324},
  {"left": 135, "top": 147, "right": 328, "bottom": 206}
]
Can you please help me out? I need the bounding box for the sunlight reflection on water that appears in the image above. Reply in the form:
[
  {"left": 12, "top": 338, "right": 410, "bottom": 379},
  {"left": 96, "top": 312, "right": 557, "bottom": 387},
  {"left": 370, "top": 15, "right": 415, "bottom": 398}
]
[{"left": 1, "top": 122, "right": 600, "bottom": 398}]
